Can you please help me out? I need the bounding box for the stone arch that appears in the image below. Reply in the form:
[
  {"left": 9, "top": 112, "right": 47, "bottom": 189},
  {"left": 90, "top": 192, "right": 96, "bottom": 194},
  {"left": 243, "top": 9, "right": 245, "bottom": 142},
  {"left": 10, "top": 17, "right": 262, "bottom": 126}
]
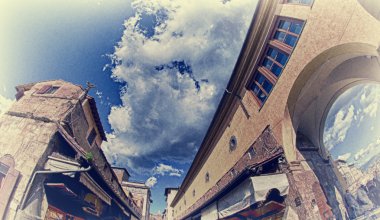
[
  {"left": 357, "top": 0, "right": 380, "bottom": 21},
  {"left": 286, "top": 42, "right": 380, "bottom": 157},
  {"left": 283, "top": 42, "right": 380, "bottom": 219},
  {"left": 0, "top": 154, "right": 16, "bottom": 168}
]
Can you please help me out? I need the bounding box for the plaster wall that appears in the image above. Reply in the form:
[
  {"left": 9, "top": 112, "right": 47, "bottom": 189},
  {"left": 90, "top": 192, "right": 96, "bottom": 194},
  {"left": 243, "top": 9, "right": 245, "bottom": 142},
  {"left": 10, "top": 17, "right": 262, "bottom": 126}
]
[{"left": 173, "top": 0, "right": 380, "bottom": 218}]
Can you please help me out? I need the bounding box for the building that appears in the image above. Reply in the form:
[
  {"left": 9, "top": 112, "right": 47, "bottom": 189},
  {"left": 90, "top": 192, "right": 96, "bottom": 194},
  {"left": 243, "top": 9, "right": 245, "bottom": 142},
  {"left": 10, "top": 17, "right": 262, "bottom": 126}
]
[
  {"left": 167, "top": 0, "right": 380, "bottom": 219},
  {"left": 120, "top": 179, "right": 152, "bottom": 220},
  {"left": 0, "top": 80, "right": 142, "bottom": 219},
  {"left": 163, "top": 188, "right": 179, "bottom": 220},
  {"left": 149, "top": 213, "right": 163, "bottom": 220},
  {"left": 335, "top": 159, "right": 364, "bottom": 192}
]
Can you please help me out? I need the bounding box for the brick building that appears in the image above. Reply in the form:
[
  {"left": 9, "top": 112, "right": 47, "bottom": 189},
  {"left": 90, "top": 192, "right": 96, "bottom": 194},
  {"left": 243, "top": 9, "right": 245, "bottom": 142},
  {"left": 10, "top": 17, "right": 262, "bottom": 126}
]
[
  {"left": 167, "top": 0, "right": 380, "bottom": 219},
  {"left": 0, "top": 80, "right": 142, "bottom": 219}
]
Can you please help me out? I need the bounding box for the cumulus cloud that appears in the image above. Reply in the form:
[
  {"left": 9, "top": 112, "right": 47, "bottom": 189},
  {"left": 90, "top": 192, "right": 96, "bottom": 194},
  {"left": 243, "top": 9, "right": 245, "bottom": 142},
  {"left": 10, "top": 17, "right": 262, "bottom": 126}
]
[
  {"left": 145, "top": 176, "right": 158, "bottom": 188},
  {"left": 153, "top": 163, "right": 183, "bottom": 177},
  {"left": 360, "top": 85, "right": 380, "bottom": 118},
  {"left": 324, "top": 105, "right": 355, "bottom": 150},
  {"left": 0, "top": 94, "right": 13, "bottom": 116},
  {"left": 354, "top": 137, "right": 380, "bottom": 166},
  {"left": 103, "top": 0, "right": 258, "bottom": 172},
  {"left": 324, "top": 84, "right": 380, "bottom": 151}
]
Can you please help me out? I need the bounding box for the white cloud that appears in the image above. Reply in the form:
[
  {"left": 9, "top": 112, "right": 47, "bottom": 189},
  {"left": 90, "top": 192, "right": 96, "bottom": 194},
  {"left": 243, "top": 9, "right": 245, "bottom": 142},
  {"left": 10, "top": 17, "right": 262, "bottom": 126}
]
[
  {"left": 324, "top": 105, "right": 355, "bottom": 150},
  {"left": 360, "top": 85, "right": 380, "bottom": 118},
  {"left": 324, "top": 84, "right": 380, "bottom": 152},
  {"left": 354, "top": 137, "right": 380, "bottom": 166},
  {"left": 145, "top": 176, "right": 158, "bottom": 188},
  {"left": 337, "top": 153, "right": 351, "bottom": 161},
  {"left": 103, "top": 0, "right": 258, "bottom": 171},
  {"left": 0, "top": 94, "right": 13, "bottom": 116},
  {"left": 153, "top": 163, "right": 183, "bottom": 177}
]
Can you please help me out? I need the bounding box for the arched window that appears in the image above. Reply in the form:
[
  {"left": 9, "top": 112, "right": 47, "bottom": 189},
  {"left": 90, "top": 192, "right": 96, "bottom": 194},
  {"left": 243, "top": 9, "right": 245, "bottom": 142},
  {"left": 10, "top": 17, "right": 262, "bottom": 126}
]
[{"left": 0, "top": 155, "right": 20, "bottom": 219}]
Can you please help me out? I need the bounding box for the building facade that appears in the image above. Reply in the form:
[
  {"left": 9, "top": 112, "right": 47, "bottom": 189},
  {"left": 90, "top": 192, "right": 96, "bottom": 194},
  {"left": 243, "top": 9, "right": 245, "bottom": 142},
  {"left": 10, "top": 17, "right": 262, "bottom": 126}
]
[
  {"left": 121, "top": 181, "right": 152, "bottom": 220},
  {"left": 0, "top": 80, "right": 142, "bottom": 219},
  {"left": 168, "top": 0, "right": 380, "bottom": 219},
  {"left": 163, "top": 188, "right": 178, "bottom": 220}
]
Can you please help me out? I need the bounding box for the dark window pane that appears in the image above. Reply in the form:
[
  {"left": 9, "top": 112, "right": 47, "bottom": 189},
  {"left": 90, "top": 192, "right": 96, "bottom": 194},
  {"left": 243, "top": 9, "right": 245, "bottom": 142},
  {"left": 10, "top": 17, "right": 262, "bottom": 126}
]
[
  {"left": 257, "top": 90, "right": 267, "bottom": 103},
  {"left": 255, "top": 73, "right": 265, "bottom": 85},
  {"left": 289, "top": 22, "right": 302, "bottom": 34},
  {"left": 262, "top": 80, "right": 273, "bottom": 94},
  {"left": 284, "top": 35, "right": 297, "bottom": 47},
  {"left": 267, "top": 48, "right": 277, "bottom": 59},
  {"left": 87, "top": 128, "right": 97, "bottom": 146},
  {"left": 278, "top": 20, "right": 291, "bottom": 30},
  {"left": 0, "top": 163, "right": 9, "bottom": 174},
  {"left": 252, "top": 84, "right": 260, "bottom": 95},
  {"left": 262, "top": 58, "right": 273, "bottom": 70},
  {"left": 45, "top": 86, "right": 60, "bottom": 94},
  {"left": 271, "top": 64, "right": 282, "bottom": 77},
  {"left": 276, "top": 52, "right": 289, "bottom": 66},
  {"left": 274, "top": 31, "right": 286, "bottom": 42}
]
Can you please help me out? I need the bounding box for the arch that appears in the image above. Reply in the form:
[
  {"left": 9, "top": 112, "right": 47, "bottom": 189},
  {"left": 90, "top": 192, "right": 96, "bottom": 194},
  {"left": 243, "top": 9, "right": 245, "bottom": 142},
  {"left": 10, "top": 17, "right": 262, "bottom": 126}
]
[
  {"left": 0, "top": 154, "right": 16, "bottom": 168},
  {"left": 286, "top": 42, "right": 380, "bottom": 157},
  {"left": 357, "top": 0, "right": 380, "bottom": 21}
]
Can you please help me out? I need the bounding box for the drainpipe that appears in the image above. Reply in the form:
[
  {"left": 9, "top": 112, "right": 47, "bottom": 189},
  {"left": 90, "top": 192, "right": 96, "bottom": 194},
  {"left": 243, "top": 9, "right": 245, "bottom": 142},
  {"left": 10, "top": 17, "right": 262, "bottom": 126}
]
[{"left": 19, "top": 166, "right": 91, "bottom": 210}]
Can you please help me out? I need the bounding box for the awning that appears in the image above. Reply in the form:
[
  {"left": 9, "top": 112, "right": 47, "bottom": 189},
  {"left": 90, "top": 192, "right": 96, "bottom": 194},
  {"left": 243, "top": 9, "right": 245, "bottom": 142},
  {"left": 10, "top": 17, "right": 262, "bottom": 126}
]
[
  {"left": 201, "top": 202, "right": 218, "bottom": 220},
  {"left": 217, "top": 174, "right": 289, "bottom": 218},
  {"left": 44, "top": 156, "right": 81, "bottom": 178}
]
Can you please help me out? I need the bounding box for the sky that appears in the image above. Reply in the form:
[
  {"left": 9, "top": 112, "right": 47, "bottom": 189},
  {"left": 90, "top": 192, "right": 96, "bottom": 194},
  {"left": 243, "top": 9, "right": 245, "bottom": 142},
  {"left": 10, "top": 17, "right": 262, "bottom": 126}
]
[
  {"left": 0, "top": 0, "right": 258, "bottom": 213},
  {"left": 324, "top": 83, "right": 380, "bottom": 169},
  {"left": 1, "top": 0, "right": 379, "bottom": 215}
]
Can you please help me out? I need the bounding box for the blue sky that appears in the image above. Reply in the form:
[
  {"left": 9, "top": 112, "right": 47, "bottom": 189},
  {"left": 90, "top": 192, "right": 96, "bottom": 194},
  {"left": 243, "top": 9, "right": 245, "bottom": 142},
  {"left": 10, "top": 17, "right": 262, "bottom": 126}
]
[
  {"left": 0, "top": 0, "right": 258, "bottom": 213},
  {"left": 1, "top": 0, "right": 379, "bottom": 215}
]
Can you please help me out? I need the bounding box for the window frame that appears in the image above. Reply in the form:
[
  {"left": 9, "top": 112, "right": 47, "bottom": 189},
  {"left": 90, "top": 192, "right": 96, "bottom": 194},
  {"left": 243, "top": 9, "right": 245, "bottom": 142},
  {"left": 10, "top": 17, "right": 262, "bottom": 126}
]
[
  {"left": 35, "top": 85, "right": 61, "bottom": 95},
  {"left": 249, "top": 16, "right": 305, "bottom": 107},
  {"left": 87, "top": 128, "right": 97, "bottom": 147},
  {"left": 0, "top": 162, "right": 9, "bottom": 189}
]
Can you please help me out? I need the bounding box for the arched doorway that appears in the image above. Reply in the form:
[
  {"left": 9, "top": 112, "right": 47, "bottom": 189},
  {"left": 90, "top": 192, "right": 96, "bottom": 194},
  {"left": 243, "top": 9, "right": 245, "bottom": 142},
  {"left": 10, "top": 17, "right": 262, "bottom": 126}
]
[{"left": 285, "top": 43, "right": 380, "bottom": 219}]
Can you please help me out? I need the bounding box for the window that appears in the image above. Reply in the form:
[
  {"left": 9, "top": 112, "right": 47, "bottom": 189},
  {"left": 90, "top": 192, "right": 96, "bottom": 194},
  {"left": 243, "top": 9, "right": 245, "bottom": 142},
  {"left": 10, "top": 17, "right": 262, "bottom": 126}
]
[
  {"left": 250, "top": 17, "right": 304, "bottom": 106},
  {"left": 229, "top": 136, "right": 237, "bottom": 152},
  {"left": 45, "top": 86, "right": 60, "bottom": 94},
  {"left": 87, "top": 128, "right": 97, "bottom": 146},
  {"left": 285, "top": 0, "right": 313, "bottom": 5},
  {"left": 205, "top": 172, "right": 210, "bottom": 183},
  {"left": 273, "top": 20, "right": 303, "bottom": 48},
  {"left": 0, "top": 162, "right": 9, "bottom": 188},
  {"left": 192, "top": 189, "right": 195, "bottom": 197},
  {"left": 37, "top": 85, "right": 60, "bottom": 94}
]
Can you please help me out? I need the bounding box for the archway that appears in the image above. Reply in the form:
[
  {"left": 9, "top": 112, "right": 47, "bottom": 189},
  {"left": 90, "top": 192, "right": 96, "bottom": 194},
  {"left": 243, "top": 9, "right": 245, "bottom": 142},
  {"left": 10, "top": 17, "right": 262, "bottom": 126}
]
[{"left": 285, "top": 42, "right": 380, "bottom": 219}]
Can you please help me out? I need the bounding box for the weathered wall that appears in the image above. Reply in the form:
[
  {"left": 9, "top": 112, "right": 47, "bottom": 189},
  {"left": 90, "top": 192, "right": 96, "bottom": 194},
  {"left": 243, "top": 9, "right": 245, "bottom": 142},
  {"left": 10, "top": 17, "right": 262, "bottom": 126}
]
[
  {"left": 0, "top": 80, "right": 84, "bottom": 219},
  {"left": 173, "top": 0, "right": 380, "bottom": 218}
]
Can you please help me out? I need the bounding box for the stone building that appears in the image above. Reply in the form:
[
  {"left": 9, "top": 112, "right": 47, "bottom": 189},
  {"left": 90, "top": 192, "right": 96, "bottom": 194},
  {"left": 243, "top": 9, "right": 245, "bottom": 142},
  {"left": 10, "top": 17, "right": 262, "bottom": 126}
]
[
  {"left": 112, "top": 167, "right": 152, "bottom": 220},
  {"left": 167, "top": 0, "right": 380, "bottom": 219},
  {"left": 0, "top": 80, "right": 142, "bottom": 219},
  {"left": 163, "top": 188, "right": 178, "bottom": 220},
  {"left": 335, "top": 159, "right": 364, "bottom": 192}
]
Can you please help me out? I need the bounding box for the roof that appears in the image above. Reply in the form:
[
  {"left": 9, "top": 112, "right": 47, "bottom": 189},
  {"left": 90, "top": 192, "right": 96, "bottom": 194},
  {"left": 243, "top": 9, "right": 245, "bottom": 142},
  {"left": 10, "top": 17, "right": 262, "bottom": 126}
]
[
  {"left": 171, "top": 0, "right": 279, "bottom": 207},
  {"left": 87, "top": 96, "right": 107, "bottom": 141},
  {"left": 112, "top": 166, "right": 131, "bottom": 177},
  {"left": 122, "top": 181, "right": 150, "bottom": 189},
  {"left": 164, "top": 188, "right": 179, "bottom": 196}
]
